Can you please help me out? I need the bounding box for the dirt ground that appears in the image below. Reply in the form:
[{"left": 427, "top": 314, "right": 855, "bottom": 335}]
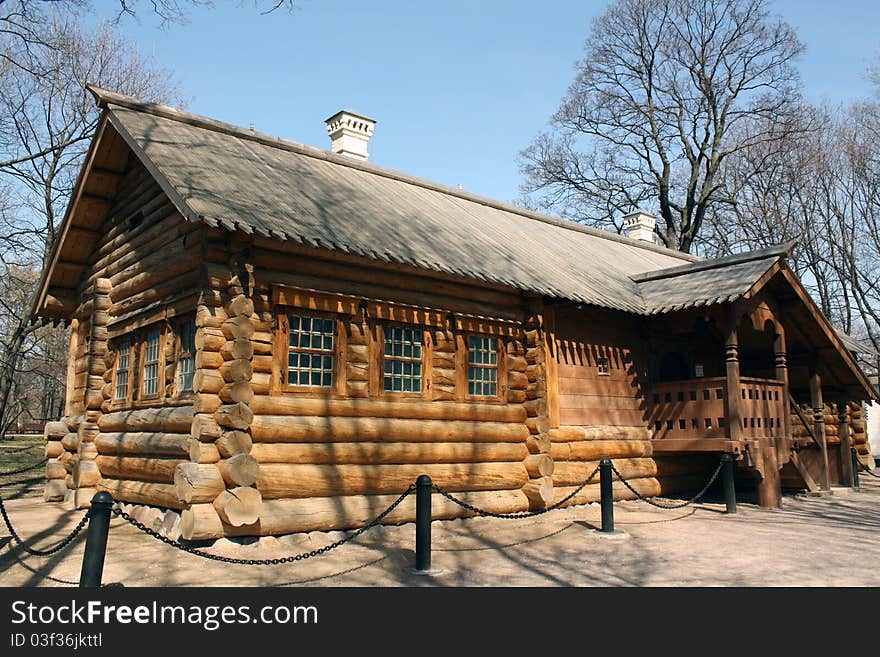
[{"left": 2, "top": 471, "right": 879, "bottom": 588}]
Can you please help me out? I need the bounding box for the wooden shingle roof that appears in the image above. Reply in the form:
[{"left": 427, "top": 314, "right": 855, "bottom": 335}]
[{"left": 90, "top": 86, "right": 704, "bottom": 315}]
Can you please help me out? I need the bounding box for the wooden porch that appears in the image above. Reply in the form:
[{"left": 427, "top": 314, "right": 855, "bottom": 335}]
[{"left": 647, "top": 376, "right": 786, "bottom": 457}]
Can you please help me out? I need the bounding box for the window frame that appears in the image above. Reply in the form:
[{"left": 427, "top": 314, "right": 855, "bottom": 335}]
[
  {"left": 453, "top": 333, "right": 507, "bottom": 403},
  {"left": 112, "top": 338, "right": 135, "bottom": 405},
  {"left": 175, "top": 316, "right": 196, "bottom": 397},
  {"left": 138, "top": 327, "right": 164, "bottom": 401},
  {"left": 464, "top": 334, "right": 502, "bottom": 400},
  {"left": 372, "top": 321, "right": 431, "bottom": 400},
  {"left": 275, "top": 309, "right": 347, "bottom": 397},
  {"left": 597, "top": 356, "right": 610, "bottom": 376}
]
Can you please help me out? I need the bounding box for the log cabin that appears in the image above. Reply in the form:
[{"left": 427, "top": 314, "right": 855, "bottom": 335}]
[{"left": 31, "top": 86, "right": 877, "bottom": 541}]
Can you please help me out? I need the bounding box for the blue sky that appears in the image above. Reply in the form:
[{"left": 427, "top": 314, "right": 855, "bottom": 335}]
[{"left": 102, "top": 0, "right": 880, "bottom": 205}]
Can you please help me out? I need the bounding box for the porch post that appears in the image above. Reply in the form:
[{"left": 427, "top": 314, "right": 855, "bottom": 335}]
[
  {"left": 809, "top": 368, "right": 831, "bottom": 491},
  {"left": 774, "top": 331, "right": 791, "bottom": 464},
  {"left": 724, "top": 311, "right": 744, "bottom": 443},
  {"left": 837, "top": 401, "right": 854, "bottom": 488}
]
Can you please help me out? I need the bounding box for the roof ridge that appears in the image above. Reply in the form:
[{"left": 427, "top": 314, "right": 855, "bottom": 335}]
[
  {"left": 630, "top": 240, "right": 796, "bottom": 283},
  {"left": 86, "top": 84, "right": 699, "bottom": 264}
]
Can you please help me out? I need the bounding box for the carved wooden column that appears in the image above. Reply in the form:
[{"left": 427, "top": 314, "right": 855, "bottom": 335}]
[
  {"left": 809, "top": 368, "right": 830, "bottom": 491},
  {"left": 837, "top": 401, "right": 854, "bottom": 487},
  {"left": 723, "top": 310, "right": 744, "bottom": 443},
  {"left": 774, "top": 330, "right": 791, "bottom": 465}
]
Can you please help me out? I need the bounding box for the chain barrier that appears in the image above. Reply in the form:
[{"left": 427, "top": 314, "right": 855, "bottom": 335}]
[
  {"left": 111, "top": 484, "right": 416, "bottom": 565},
  {"left": 857, "top": 462, "right": 880, "bottom": 479},
  {"left": 433, "top": 464, "right": 601, "bottom": 519},
  {"left": 610, "top": 458, "right": 724, "bottom": 509},
  {"left": 0, "top": 457, "right": 48, "bottom": 477},
  {"left": 0, "top": 495, "right": 90, "bottom": 557}
]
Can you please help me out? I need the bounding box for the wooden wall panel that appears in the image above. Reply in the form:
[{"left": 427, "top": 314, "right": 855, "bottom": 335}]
[{"left": 554, "top": 305, "right": 648, "bottom": 427}]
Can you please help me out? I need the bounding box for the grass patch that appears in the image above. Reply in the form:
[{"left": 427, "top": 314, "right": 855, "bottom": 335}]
[{"left": 0, "top": 438, "right": 47, "bottom": 499}]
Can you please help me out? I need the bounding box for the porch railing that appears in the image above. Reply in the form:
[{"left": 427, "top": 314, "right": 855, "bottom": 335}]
[{"left": 648, "top": 376, "right": 785, "bottom": 440}]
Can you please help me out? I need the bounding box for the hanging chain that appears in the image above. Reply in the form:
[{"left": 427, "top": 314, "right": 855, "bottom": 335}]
[
  {"left": 0, "top": 495, "right": 90, "bottom": 557},
  {"left": 0, "top": 457, "right": 48, "bottom": 477},
  {"left": 610, "top": 458, "right": 724, "bottom": 509},
  {"left": 111, "top": 485, "right": 415, "bottom": 565},
  {"left": 433, "top": 464, "right": 601, "bottom": 519},
  {"left": 857, "top": 461, "right": 880, "bottom": 479}
]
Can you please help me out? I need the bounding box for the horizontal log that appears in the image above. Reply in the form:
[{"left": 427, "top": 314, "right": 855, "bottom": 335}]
[
  {"left": 522, "top": 476, "right": 553, "bottom": 509},
  {"left": 61, "top": 433, "right": 80, "bottom": 452},
  {"left": 549, "top": 439, "right": 653, "bottom": 461},
  {"left": 552, "top": 457, "right": 656, "bottom": 487},
  {"left": 251, "top": 354, "right": 273, "bottom": 373},
  {"left": 524, "top": 453, "right": 554, "bottom": 478},
  {"left": 174, "top": 463, "right": 225, "bottom": 504},
  {"left": 216, "top": 431, "right": 253, "bottom": 458},
  {"left": 249, "top": 441, "right": 528, "bottom": 465},
  {"left": 221, "top": 316, "right": 255, "bottom": 340},
  {"left": 220, "top": 359, "right": 253, "bottom": 383},
  {"left": 96, "top": 455, "right": 186, "bottom": 483},
  {"left": 97, "top": 478, "right": 183, "bottom": 509},
  {"left": 195, "top": 350, "right": 224, "bottom": 370},
  {"left": 250, "top": 415, "right": 530, "bottom": 443},
  {"left": 214, "top": 487, "right": 263, "bottom": 527},
  {"left": 95, "top": 432, "right": 189, "bottom": 457},
  {"left": 220, "top": 381, "right": 254, "bottom": 405},
  {"left": 217, "top": 453, "right": 260, "bottom": 487},
  {"left": 46, "top": 460, "right": 67, "bottom": 480},
  {"left": 44, "top": 421, "right": 68, "bottom": 439},
  {"left": 526, "top": 434, "right": 551, "bottom": 454},
  {"left": 248, "top": 395, "right": 527, "bottom": 423},
  {"left": 194, "top": 368, "right": 225, "bottom": 394},
  {"left": 256, "top": 462, "right": 529, "bottom": 499},
  {"left": 227, "top": 295, "right": 254, "bottom": 318},
  {"left": 219, "top": 338, "right": 254, "bottom": 363},
  {"left": 180, "top": 489, "right": 531, "bottom": 540},
  {"left": 73, "top": 460, "right": 101, "bottom": 488},
  {"left": 45, "top": 441, "right": 64, "bottom": 458},
  {"left": 191, "top": 414, "right": 222, "bottom": 441},
  {"left": 189, "top": 439, "right": 221, "bottom": 464},
  {"left": 197, "top": 304, "right": 228, "bottom": 329},
  {"left": 195, "top": 327, "right": 226, "bottom": 352},
  {"left": 508, "top": 371, "right": 528, "bottom": 390},
  {"left": 194, "top": 392, "right": 223, "bottom": 414},
  {"left": 215, "top": 402, "right": 253, "bottom": 430},
  {"left": 251, "top": 372, "right": 270, "bottom": 395},
  {"left": 551, "top": 476, "right": 661, "bottom": 508},
  {"left": 549, "top": 425, "right": 652, "bottom": 442},
  {"left": 98, "top": 406, "right": 194, "bottom": 433}
]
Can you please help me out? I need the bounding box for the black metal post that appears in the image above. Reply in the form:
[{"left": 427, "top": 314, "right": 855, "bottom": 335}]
[
  {"left": 852, "top": 447, "right": 861, "bottom": 491},
  {"left": 721, "top": 453, "right": 737, "bottom": 514},
  {"left": 79, "top": 492, "right": 114, "bottom": 588},
  {"left": 600, "top": 458, "right": 614, "bottom": 533},
  {"left": 414, "top": 475, "right": 432, "bottom": 572}
]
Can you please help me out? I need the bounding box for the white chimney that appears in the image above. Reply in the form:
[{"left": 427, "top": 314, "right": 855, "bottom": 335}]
[
  {"left": 324, "top": 110, "right": 376, "bottom": 161},
  {"left": 623, "top": 210, "right": 657, "bottom": 243}
]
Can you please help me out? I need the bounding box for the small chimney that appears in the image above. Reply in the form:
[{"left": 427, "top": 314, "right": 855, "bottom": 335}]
[
  {"left": 623, "top": 210, "right": 657, "bottom": 243},
  {"left": 324, "top": 110, "right": 376, "bottom": 161}
]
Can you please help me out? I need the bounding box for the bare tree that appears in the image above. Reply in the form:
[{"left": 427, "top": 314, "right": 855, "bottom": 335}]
[
  {"left": 0, "top": 8, "right": 180, "bottom": 437},
  {"left": 519, "top": 0, "right": 805, "bottom": 253}
]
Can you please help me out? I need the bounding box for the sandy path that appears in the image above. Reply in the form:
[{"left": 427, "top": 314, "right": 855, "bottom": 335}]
[{"left": 2, "top": 476, "right": 879, "bottom": 587}]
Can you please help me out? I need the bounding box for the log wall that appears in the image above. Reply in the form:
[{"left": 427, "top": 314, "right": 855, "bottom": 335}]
[
  {"left": 50, "top": 157, "right": 206, "bottom": 508},
  {"left": 553, "top": 305, "right": 648, "bottom": 427}
]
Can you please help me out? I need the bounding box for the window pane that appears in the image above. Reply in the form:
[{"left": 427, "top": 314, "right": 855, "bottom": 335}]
[
  {"left": 115, "top": 340, "right": 130, "bottom": 400},
  {"left": 383, "top": 325, "right": 422, "bottom": 393},
  {"left": 287, "top": 313, "right": 335, "bottom": 388},
  {"left": 467, "top": 335, "right": 499, "bottom": 397}
]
